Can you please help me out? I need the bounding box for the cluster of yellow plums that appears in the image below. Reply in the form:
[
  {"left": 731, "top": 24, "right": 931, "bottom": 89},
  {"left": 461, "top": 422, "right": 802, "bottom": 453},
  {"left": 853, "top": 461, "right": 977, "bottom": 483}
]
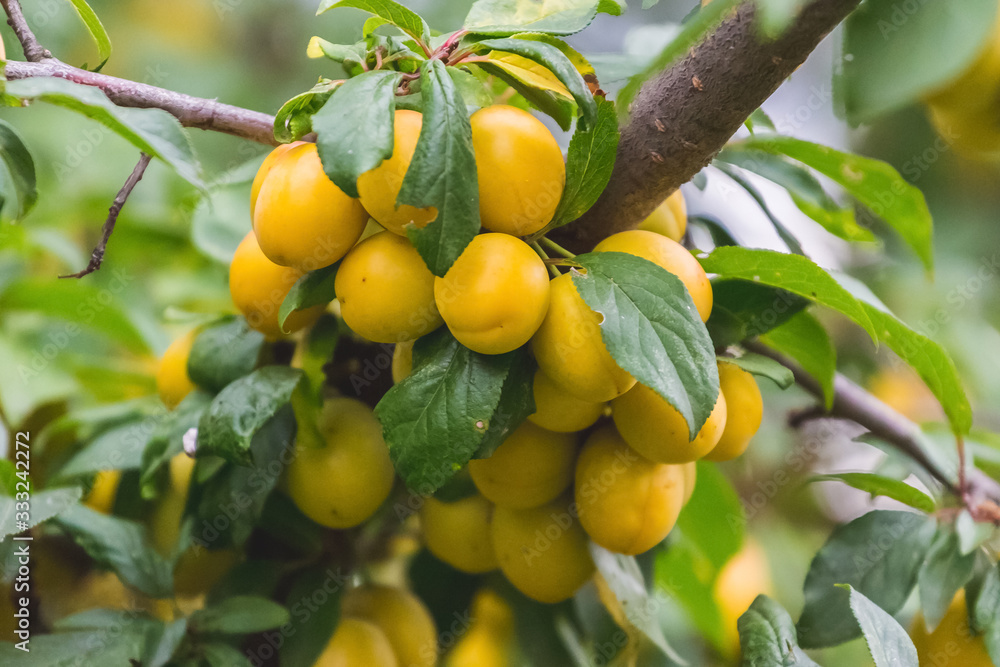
[{"left": 139, "top": 101, "right": 767, "bottom": 662}]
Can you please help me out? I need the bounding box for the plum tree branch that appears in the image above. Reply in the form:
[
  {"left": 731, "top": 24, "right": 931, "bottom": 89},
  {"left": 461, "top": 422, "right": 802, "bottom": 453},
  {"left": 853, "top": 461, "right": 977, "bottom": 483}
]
[
  {"left": 748, "top": 343, "right": 1000, "bottom": 514},
  {"left": 1, "top": 0, "right": 277, "bottom": 144},
  {"left": 556, "top": 0, "right": 863, "bottom": 251},
  {"left": 1, "top": 0, "right": 51, "bottom": 62},
  {"left": 60, "top": 153, "right": 152, "bottom": 279},
  {"left": 4, "top": 60, "right": 279, "bottom": 145}
]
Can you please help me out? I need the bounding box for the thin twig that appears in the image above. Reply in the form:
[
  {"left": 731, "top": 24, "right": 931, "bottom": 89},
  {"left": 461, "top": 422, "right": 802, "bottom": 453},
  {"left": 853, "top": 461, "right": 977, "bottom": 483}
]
[
  {"left": 1, "top": 0, "right": 52, "bottom": 62},
  {"left": 747, "top": 342, "right": 1000, "bottom": 507},
  {"left": 60, "top": 153, "right": 152, "bottom": 279}
]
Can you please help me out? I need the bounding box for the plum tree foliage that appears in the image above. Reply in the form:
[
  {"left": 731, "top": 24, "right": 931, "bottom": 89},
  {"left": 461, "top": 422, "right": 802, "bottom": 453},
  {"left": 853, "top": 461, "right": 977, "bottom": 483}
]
[{"left": 2, "top": 0, "right": 1000, "bottom": 665}]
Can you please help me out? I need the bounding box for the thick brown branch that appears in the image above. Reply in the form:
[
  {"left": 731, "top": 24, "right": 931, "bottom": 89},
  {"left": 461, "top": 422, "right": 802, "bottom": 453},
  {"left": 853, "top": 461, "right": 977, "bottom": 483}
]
[
  {"left": 558, "top": 0, "right": 862, "bottom": 251},
  {"left": 1, "top": 0, "right": 51, "bottom": 62},
  {"left": 60, "top": 153, "right": 152, "bottom": 279},
  {"left": 750, "top": 343, "right": 1000, "bottom": 508},
  {"left": 4, "top": 60, "right": 278, "bottom": 145}
]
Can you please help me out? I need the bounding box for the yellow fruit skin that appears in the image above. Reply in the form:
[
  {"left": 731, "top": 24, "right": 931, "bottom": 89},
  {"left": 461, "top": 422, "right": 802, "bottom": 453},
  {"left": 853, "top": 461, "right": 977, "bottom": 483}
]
[
  {"left": 156, "top": 329, "right": 198, "bottom": 409},
  {"left": 471, "top": 105, "right": 565, "bottom": 236},
  {"left": 911, "top": 591, "right": 992, "bottom": 667},
  {"left": 83, "top": 469, "right": 121, "bottom": 514},
  {"left": 445, "top": 589, "right": 514, "bottom": 667},
  {"left": 612, "top": 384, "right": 727, "bottom": 464},
  {"left": 704, "top": 362, "right": 762, "bottom": 462},
  {"left": 358, "top": 110, "right": 437, "bottom": 235},
  {"left": 469, "top": 421, "right": 577, "bottom": 509},
  {"left": 336, "top": 231, "right": 443, "bottom": 343},
  {"left": 229, "top": 231, "right": 324, "bottom": 339},
  {"left": 253, "top": 143, "right": 368, "bottom": 271},
  {"left": 434, "top": 233, "right": 550, "bottom": 355},
  {"left": 594, "top": 230, "right": 713, "bottom": 322},
  {"left": 250, "top": 142, "right": 304, "bottom": 219},
  {"left": 421, "top": 494, "right": 499, "bottom": 574},
  {"left": 491, "top": 498, "right": 594, "bottom": 604},
  {"left": 287, "top": 398, "right": 395, "bottom": 529},
  {"left": 316, "top": 618, "right": 399, "bottom": 667},
  {"left": 392, "top": 340, "right": 413, "bottom": 384},
  {"left": 681, "top": 461, "right": 697, "bottom": 505},
  {"left": 638, "top": 190, "right": 687, "bottom": 242},
  {"left": 527, "top": 369, "right": 606, "bottom": 433},
  {"left": 714, "top": 539, "right": 773, "bottom": 656},
  {"left": 575, "top": 427, "right": 685, "bottom": 555},
  {"left": 531, "top": 273, "right": 636, "bottom": 403},
  {"left": 174, "top": 547, "right": 239, "bottom": 597},
  {"left": 343, "top": 585, "right": 438, "bottom": 667}
]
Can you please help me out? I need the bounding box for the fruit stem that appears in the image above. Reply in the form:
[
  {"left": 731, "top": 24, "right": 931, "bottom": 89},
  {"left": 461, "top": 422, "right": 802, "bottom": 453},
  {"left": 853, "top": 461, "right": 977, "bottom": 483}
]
[
  {"left": 530, "top": 241, "right": 562, "bottom": 279},
  {"left": 538, "top": 236, "right": 577, "bottom": 260}
]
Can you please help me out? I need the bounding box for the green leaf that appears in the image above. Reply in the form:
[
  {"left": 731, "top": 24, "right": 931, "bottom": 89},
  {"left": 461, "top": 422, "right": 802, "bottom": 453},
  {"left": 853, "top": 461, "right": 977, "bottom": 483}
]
[
  {"left": 279, "top": 566, "right": 345, "bottom": 667},
  {"left": 306, "top": 37, "right": 367, "bottom": 66},
  {"left": 811, "top": 473, "right": 936, "bottom": 513},
  {"left": 738, "top": 595, "right": 820, "bottom": 667},
  {"left": 655, "top": 532, "right": 725, "bottom": 651},
  {"left": 279, "top": 262, "right": 339, "bottom": 332},
  {"left": 838, "top": 0, "right": 998, "bottom": 123},
  {"left": 736, "top": 135, "right": 934, "bottom": 273},
  {"left": 698, "top": 247, "right": 879, "bottom": 343},
  {"left": 590, "top": 545, "right": 684, "bottom": 663},
  {"left": 203, "top": 642, "right": 254, "bottom": 667},
  {"left": 139, "top": 391, "right": 211, "bottom": 499},
  {"left": 196, "top": 366, "right": 303, "bottom": 465},
  {"left": 840, "top": 585, "right": 919, "bottom": 667},
  {"left": 572, "top": 252, "right": 720, "bottom": 438},
  {"left": 0, "top": 119, "right": 37, "bottom": 221},
  {"left": 55, "top": 419, "right": 149, "bottom": 479},
  {"left": 715, "top": 164, "right": 806, "bottom": 259},
  {"left": 145, "top": 618, "right": 187, "bottom": 667},
  {"left": 917, "top": 529, "right": 976, "bottom": 632},
  {"left": 0, "top": 613, "right": 170, "bottom": 666},
  {"left": 187, "top": 317, "right": 266, "bottom": 394},
  {"left": 191, "top": 406, "right": 297, "bottom": 548},
  {"left": 5, "top": 78, "right": 203, "bottom": 189},
  {"left": 720, "top": 353, "right": 793, "bottom": 389},
  {"left": 475, "top": 38, "right": 596, "bottom": 128},
  {"left": 678, "top": 461, "right": 744, "bottom": 571},
  {"left": 706, "top": 279, "right": 810, "bottom": 348},
  {"left": 969, "top": 561, "right": 1000, "bottom": 664},
  {"left": 274, "top": 79, "right": 342, "bottom": 143},
  {"left": 53, "top": 504, "right": 173, "bottom": 597},
  {"left": 190, "top": 596, "right": 291, "bottom": 634},
  {"left": 618, "top": 0, "right": 740, "bottom": 117},
  {"left": 475, "top": 60, "right": 577, "bottom": 130},
  {"left": 716, "top": 147, "right": 873, "bottom": 245},
  {"left": 66, "top": 0, "right": 113, "bottom": 70},
  {"left": 862, "top": 302, "right": 971, "bottom": 435},
  {"left": 0, "top": 486, "right": 82, "bottom": 538},
  {"left": 398, "top": 59, "right": 480, "bottom": 277},
  {"left": 374, "top": 329, "right": 533, "bottom": 493},
  {"left": 318, "top": 0, "right": 430, "bottom": 44},
  {"left": 760, "top": 311, "right": 835, "bottom": 409},
  {"left": 448, "top": 67, "right": 496, "bottom": 109},
  {"left": 314, "top": 70, "right": 402, "bottom": 199},
  {"left": 541, "top": 97, "right": 618, "bottom": 233},
  {"left": 464, "top": 0, "right": 615, "bottom": 36},
  {"left": 797, "top": 510, "right": 936, "bottom": 648}
]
